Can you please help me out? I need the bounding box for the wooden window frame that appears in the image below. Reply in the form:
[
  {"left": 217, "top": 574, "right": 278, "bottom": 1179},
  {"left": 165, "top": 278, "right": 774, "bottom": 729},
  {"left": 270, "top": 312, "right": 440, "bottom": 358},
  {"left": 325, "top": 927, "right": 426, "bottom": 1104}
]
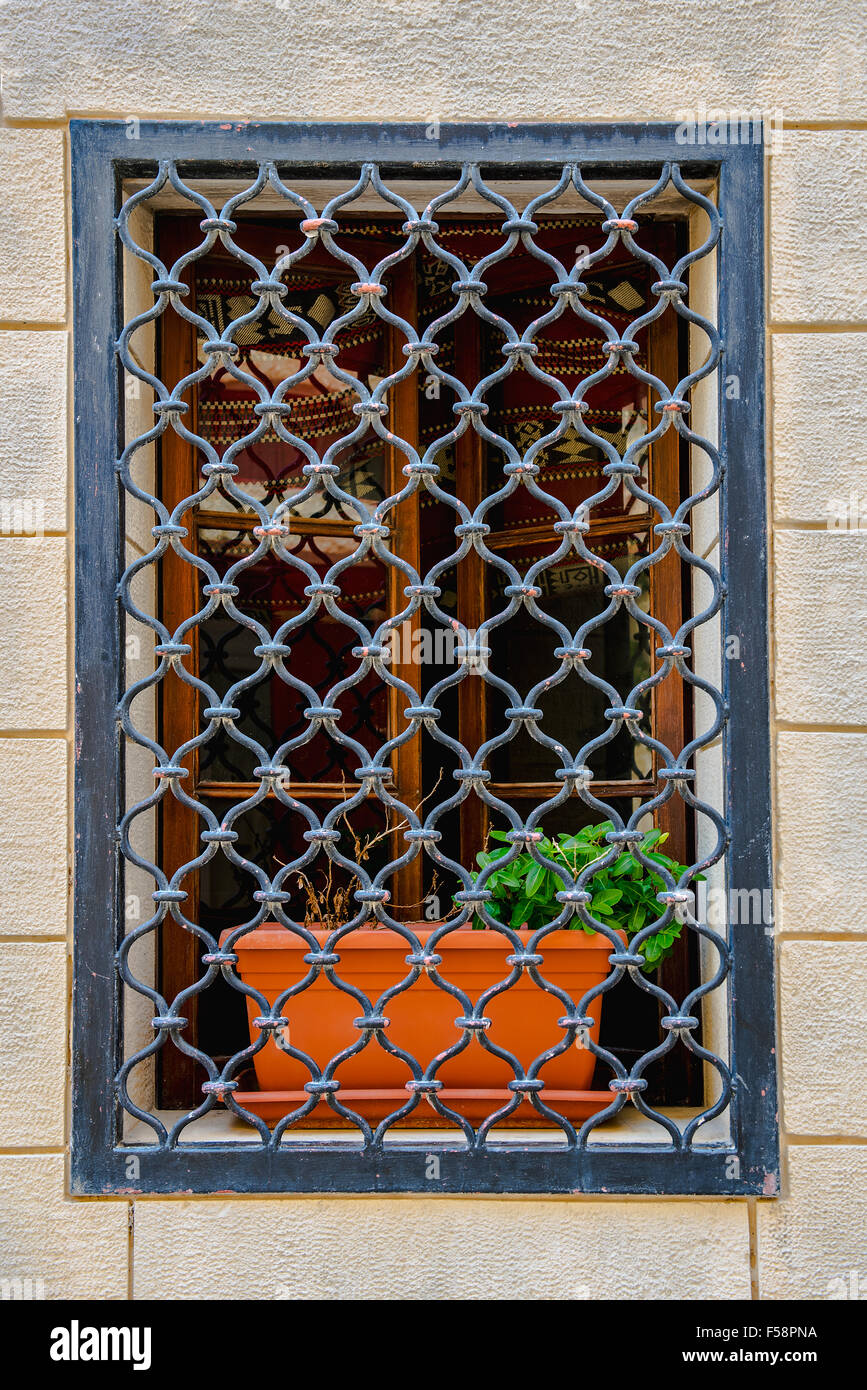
[{"left": 156, "top": 216, "right": 695, "bottom": 1108}]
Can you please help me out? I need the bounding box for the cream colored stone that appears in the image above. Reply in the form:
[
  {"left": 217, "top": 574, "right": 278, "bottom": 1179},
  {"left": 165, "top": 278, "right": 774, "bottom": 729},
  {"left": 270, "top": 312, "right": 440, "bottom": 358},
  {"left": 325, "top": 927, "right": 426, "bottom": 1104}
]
[
  {"left": 123, "top": 206, "right": 158, "bottom": 557},
  {"left": 0, "top": 943, "right": 66, "bottom": 1145},
  {"left": 780, "top": 942, "right": 867, "bottom": 1136},
  {"left": 688, "top": 224, "right": 720, "bottom": 562},
  {"left": 121, "top": 725, "right": 158, "bottom": 1114},
  {"left": 124, "top": 617, "right": 157, "bottom": 743},
  {"left": 122, "top": 982, "right": 156, "bottom": 1114},
  {"left": 0, "top": 331, "right": 67, "bottom": 532},
  {"left": 776, "top": 732, "right": 867, "bottom": 934},
  {"left": 0, "top": 1155, "right": 128, "bottom": 1299},
  {"left": 0, "top": 130, "right": 66, "bottom": 322},
  {"left": 771, "top": 131, "right": 867, "bottom": 323},
  {"left": 773, "top": 530, "right": 867, "bottom": 724},
  {"left": 772, "top": 334, "right": 867, "bottom": 523},
  {"left": 0, "top": 1, "right": 863, "bottom": 120},
  {"left": 133, "top": 1196, "right": 750, "bottom": 1300},
  {"left": 0, "top": 539, "right": 67, "bottom": 728},
  {"left": 691, "top": 543, "right": 723, "bottom": 745},
  {"left": 0, "top": 739, "right": 68, "bottom": 933},
  {"left": 757, "top": 1145, "right": 867, "bottom": 1299}
]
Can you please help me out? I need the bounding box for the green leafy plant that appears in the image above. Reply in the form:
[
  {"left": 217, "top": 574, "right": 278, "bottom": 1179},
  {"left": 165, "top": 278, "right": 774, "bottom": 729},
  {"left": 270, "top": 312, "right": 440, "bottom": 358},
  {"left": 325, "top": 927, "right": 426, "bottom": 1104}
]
[{"left": 467, "top": 820, "right": 701, "bottom": 971}]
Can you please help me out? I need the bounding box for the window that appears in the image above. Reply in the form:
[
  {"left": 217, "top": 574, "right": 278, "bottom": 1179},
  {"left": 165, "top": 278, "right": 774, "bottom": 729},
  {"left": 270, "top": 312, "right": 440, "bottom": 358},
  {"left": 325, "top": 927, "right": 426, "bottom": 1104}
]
[{"left": 72, "top": 122, "right": 777, "bottom": 1195}]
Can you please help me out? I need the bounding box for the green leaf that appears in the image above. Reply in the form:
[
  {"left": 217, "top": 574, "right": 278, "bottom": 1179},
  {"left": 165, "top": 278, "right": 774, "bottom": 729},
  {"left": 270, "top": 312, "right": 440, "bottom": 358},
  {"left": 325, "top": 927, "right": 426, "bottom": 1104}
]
[
  {"left": 644, "top": 851, "right": 675, "bottom": 870},
  {"left": 640, "top": 829, "right": 664, "bottom": 849},
  {"left": 594, "top": 888, "right": 623, "bottom": 907},
  {"left": 612, "top": 854, "right": 635, "bottom": 878},
  {"left": 468, "top": 819, "right": 696, "bottom": 968},
  {"left": 526, "top": 862, "right": 546, "bottom": 897},
  {"left": 590, "top": 897, "right": 614, "bottom": 916},
  {"left": 628, "top": 905, "right": 646, "bottom": 933},
  {"left": 510, "top": 899, "right": 532, "bottom": 929}
]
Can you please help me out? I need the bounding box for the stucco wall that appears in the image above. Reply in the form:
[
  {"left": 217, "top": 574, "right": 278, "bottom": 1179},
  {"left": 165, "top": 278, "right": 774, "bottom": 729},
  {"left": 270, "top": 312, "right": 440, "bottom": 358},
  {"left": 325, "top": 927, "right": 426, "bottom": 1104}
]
[{"left": 1, "top": 0, "right": 866, "bottom": 1301}]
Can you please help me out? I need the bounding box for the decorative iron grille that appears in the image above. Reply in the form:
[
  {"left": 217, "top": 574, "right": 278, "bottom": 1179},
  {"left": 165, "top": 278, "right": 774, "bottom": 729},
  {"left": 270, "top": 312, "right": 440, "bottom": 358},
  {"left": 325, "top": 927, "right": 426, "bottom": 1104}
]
[{"left": 71, "top": 122, "right": 776, "bottom": 1195}]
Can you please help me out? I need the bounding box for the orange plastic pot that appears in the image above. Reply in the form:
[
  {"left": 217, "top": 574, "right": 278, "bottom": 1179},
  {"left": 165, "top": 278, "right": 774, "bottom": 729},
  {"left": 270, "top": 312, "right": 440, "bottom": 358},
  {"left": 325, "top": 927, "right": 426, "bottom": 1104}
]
[{"left": 225, "top": 925, "right": 623, "bottom": 1124}]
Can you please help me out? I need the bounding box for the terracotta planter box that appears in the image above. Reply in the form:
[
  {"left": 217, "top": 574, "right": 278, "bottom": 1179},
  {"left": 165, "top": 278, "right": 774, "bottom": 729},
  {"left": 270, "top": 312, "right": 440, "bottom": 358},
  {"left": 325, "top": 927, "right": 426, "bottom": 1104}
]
[{"left": 225, "top": 925, "right": 623, "bottom": 1126}]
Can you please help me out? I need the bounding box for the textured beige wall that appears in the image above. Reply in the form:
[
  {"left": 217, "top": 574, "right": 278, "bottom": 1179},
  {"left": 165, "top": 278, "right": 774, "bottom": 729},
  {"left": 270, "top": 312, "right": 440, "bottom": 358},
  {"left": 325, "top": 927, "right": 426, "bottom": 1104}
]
[
  {"left": 133, "top": 1197, "right": 751, "bottom": 1301},
  {"left": 0, "top": 0, "right": 864, "bottom": 123},
  {"left": 1, "top": 0, "right": 865, "bottom": 1302}
]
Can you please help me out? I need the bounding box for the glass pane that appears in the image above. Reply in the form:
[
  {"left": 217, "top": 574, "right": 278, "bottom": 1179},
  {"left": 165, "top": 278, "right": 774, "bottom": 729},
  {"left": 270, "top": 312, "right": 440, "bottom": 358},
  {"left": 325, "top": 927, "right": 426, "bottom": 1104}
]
[
  {"left": 196, "top": 525, "right": 388, "bottom": 783},
  {"left": 487, "top": 534, "right": 653, "bottom": 785},
  {"left": 194, "top": 243, "right": 392, "bottom": 518}
]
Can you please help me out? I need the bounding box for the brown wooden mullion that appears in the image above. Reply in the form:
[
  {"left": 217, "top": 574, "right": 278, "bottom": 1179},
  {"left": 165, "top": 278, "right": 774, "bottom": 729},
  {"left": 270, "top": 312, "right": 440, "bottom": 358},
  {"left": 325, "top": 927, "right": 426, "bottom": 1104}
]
[
  {"left": 456, "top": 313, "right": 488, "bottom": 869},
  {"left": 487, "top": 780, "right": 657, "bottom": 800},
  {"left": 198, "top": 778, "right": 656, "bottom": 801},
  {"left": 646, "top": 308, "right": 698, "bottom": 1102},
  {"left": 647, "top": 316, "right": 687, "bottom": 860},
  {"left": 196, "top": 511, "right": 357, "bottom": 538},
  {"left": 486, "top": 512, "right": 651, "bottom": 551},
  {"left": 199, "top": 781, "right": 363, "bottom": 800},
  {"left": 384, "top": 256, "right": 424, "bottom": 915}
]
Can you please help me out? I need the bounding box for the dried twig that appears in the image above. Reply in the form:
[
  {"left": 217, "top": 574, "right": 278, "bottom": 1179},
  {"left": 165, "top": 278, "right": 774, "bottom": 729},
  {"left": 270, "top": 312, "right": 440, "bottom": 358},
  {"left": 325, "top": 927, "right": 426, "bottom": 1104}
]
[{"left": 276, "top": 771, "right": 446, "bottom": 929}]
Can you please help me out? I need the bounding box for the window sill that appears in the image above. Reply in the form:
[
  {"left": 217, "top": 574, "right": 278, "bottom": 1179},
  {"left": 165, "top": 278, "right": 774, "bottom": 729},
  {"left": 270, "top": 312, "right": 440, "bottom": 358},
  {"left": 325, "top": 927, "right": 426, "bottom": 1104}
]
[{"left": 123, "top": 1105, "right": 731, "bottom": 1148}]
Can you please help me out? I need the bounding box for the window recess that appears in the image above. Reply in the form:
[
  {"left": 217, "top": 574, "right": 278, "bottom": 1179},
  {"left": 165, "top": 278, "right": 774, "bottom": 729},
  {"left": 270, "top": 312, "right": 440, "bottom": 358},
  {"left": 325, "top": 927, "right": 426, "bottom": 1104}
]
[{"left": 71, "top": 123, "right": 776, "bottom": 1196}]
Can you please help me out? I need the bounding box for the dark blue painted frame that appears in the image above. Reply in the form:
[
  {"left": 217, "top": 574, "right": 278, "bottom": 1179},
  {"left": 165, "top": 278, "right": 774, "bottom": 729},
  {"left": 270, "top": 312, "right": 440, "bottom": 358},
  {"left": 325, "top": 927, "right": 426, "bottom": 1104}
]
[{"left": 70, "top": 120, "right": 777, "bottom": 1196}]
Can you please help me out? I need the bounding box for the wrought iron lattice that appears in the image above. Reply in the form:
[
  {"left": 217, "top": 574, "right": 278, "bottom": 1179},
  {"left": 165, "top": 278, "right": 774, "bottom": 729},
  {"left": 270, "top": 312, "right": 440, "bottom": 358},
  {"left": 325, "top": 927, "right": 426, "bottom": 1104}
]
[{"left": 71, "top": 122, "right": 776, "bottom": 1196}]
